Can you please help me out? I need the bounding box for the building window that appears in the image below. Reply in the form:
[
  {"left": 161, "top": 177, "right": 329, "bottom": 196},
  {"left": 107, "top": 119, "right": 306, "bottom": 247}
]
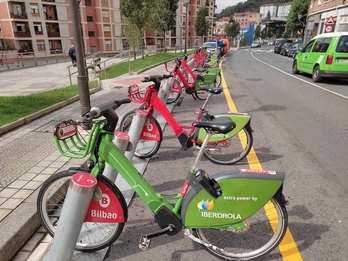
[
  {"left": 34, "top": 23, "right": 42, "bottom": 32},
  {"left": 88, "top": 31, "right": 95, "bottom": 37},
  {"left": 105, "top": 40, "right": 112, "bottom": 47},
  {"left": 30, "top": 4, "right": 39, "bottom": 14},
  {"left": 85, "top": 0, "right": 92, "bottom": 6},
  {"left": 87, "top": 16, "right": 93, "bottom": 22},
  {"left": 16, "top": 23, "right": 26, "bottom": 32}
]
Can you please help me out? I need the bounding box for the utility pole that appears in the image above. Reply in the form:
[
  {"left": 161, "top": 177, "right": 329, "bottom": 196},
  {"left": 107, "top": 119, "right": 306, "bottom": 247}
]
[{"left": 69, "top": 0, "right": 90, "bottom": 115}]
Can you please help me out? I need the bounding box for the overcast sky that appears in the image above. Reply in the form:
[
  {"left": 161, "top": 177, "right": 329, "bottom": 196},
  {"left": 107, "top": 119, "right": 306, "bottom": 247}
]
[{"left": 215, "top": 0, "right": 246, "bottom": 13}]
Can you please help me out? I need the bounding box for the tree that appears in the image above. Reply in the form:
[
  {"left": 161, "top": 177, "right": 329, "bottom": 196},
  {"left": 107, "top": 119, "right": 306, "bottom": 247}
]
[
  {"left": 225, "top": 18, "right": 240, "bottom": 38},
  {"left": 121, "top": 0, "right": 156, "bottom": 59},
  {"left": 195, "top": 6, "right": 209, "bottom": 40},
  {"left": 286, "top": 0, "right": 310, "bottom": 41},
  {"left": 254, "top": 24, "right": 261, "bottom": 40},
  {"left": 152, "top": 0, "right": 179, "bottom": 51},
  {"left": 122, "top": 17, "right": 141, "bottom": 58}
]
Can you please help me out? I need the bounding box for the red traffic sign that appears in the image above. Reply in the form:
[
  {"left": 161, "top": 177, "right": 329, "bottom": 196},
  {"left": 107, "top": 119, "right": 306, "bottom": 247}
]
[
  {"left": 324, "top": 25, "right": 334, "bottom": 33},
  {"left": 325, "top": 16, "right": 335, "bottom": 25}
]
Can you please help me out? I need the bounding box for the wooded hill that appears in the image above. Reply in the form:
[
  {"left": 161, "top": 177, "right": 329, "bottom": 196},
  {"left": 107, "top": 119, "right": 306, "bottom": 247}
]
[{"left": 218, "top": 0, "right": 291, "bottom": 18}]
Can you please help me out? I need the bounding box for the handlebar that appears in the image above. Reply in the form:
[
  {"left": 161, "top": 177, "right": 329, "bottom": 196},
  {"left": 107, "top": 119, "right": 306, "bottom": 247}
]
[
  {"left": 142, "top": 74, "right": 173, "bottom": 90},
  {"left": 80, "top": 98, "right": 131, "bottom": 132}
]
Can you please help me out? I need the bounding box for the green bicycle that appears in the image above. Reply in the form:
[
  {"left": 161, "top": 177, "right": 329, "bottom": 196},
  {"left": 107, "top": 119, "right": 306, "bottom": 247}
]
[{"left": 37, "top": 98, "right": 288, "bottom": 260}]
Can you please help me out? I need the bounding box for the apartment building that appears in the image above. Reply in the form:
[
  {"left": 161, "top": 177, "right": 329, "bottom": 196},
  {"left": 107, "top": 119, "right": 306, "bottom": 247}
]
[
  {"left": 260, "top": 3, "right": 278, "bottom": 20},
  {"left": 234, "top": 11, "right": 261, "bottom": 27},
  {"left": 306, "top": 0, "right": 348, "bottom": 42},
  {"left": 0, "top": 0, "right": 216, "bottom": 57}
]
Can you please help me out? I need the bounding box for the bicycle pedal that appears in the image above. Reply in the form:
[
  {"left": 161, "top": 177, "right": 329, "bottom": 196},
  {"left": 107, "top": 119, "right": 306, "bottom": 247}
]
[{"left": 139, "top": 235, "right": 151, "bottom": 250}]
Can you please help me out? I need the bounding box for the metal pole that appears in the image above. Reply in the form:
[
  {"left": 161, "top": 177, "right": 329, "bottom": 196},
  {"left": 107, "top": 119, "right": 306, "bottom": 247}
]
[
  {"left": 46, "top": 173, "right": 97, "bottom": 261},
  {"left": 102, "top": 132, "right": 130, "bottom": 183},
  {"left": 124, "top": 111, "right": 147, "bottom": 160},
  {"left": 69, "top": 0, "right": 90, "bottom": 116},
  {"left": 184, "top": 3, "right": 188, "bottom": 55}
]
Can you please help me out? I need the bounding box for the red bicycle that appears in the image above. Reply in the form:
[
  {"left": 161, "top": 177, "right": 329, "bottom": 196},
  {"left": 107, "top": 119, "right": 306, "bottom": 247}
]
[
  {"left": 166, "top": 56, "right": 221, "bottom": 104},
  {"left": 119, "top": 75, "right": 253, "bottom": 165}
]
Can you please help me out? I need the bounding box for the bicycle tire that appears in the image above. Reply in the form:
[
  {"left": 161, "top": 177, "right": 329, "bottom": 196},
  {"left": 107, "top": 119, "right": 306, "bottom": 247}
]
[
  {"left": 119, "top": 110, "right": 162, "bottom": 158},
  {"left": 213, "top": 72, "right": 222, "bottom": 88},
  {"left": 166, "top": 79, "right": 182, "bottom": 104},
  {"left": 191, "top": 197, "right": 288, "bottom": 260},
  {"left": 204, "top": 127, "right": 253, "bottom": 165},
  {"left": 37, "top": 170, "right": 127, "bottom": 252}
]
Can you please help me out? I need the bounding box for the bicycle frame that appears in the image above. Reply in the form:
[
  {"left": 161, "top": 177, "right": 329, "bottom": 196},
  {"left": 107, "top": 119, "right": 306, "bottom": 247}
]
[
  {"left": 132, "top": 82, "right": 251, "bottom": 149},
  {"left": 81, "top": 120, "right": 285, "bottom": 230},
  {"left": 180, "top": 56, "right": 221, "bottom": 88}
]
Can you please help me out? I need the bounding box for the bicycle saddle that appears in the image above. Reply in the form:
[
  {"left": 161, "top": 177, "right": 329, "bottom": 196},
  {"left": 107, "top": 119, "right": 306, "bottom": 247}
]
[
  {"left": 192, "top": 117, "right": 236, "bottom": 134},
  {"left": 200, "top": 86, "right": 222, "bottom": 94}
]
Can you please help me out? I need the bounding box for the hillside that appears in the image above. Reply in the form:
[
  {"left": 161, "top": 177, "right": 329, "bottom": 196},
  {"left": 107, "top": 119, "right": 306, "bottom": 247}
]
[{"left": 218, "top": 0, "right": 291, "bottom": 17}]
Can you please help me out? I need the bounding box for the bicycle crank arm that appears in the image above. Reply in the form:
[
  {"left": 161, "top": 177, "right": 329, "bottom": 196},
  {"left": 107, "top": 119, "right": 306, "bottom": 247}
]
[{"left": 139, "top": 225, "right": 174, "bottom": 250}]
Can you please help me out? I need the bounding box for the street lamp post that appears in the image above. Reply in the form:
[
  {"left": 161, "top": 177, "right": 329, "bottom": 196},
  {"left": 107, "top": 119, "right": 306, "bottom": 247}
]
[{"left": 183, "top": 0, "right": 190, "bottom": 55}]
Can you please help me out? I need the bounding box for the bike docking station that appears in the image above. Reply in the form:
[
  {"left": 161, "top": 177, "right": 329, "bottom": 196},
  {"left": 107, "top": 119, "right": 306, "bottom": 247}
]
[
  {"left": 41, "top": 63, "right": 181, "bottom": 261},
  {"left": 45, "top": 173, "right": 97, "bottom": 261},
  {"left": 103, "top": 131, "right": 131, "bottom": 183}
]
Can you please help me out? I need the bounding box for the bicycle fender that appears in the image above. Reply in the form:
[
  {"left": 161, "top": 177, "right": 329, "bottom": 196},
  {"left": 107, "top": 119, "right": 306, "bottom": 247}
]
[
  {"left": 181, "top": 169, "right": 284, "bottom": 228},
  {"left": 196, "top": 112, "right": 251, "bottom": 142},
  {"left": 68, "top": 167, "right": 129, "bottom": 224},
  {"left": 139, "top": 115, "right": 162, "bottom": 142}
]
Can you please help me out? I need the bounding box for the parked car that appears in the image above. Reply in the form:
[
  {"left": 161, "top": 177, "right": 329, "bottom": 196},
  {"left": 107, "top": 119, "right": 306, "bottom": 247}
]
[
  {"left": 268, "top": 40, "right": 275, "bottom": 45},
  {"left": 251, "top": 42, "right": 261, "bottom": 48},
  {"left": 280, "top": 43, "right": 293, "bottom": 56},
  {"left": 274, "top": 39, "right": 293, "bottom": 54},
  {"left": 288, "top": 43, "right": 302, "bottom": 58},
  {"left": 292, "top": 32, "right": 348, "bottom": 82},
  {"left": 202, "top": 42, "right": 218, "bottom": 54}
]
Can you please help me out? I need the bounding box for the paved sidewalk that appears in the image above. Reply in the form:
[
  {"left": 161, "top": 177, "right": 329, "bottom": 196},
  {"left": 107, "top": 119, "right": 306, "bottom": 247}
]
[{"left": 0, "top": 58, "right": 175, "bottom": 261}]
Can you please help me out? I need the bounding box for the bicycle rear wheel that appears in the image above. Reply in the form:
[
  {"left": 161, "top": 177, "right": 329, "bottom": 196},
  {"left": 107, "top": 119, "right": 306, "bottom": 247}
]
[
  {"left": 191, "top": 197, "right": 288, "bottom": 260},
  {"left": 204, "top": 127, "right": 253, "bottom": 165},
  {"left": 213, "top": 72, "right": 222, "bottom": 88},
  {"left": 166, "top": 79, "right": 182, "bottom": 104},
  {"left": 37, "top": 170, "right": 127, "bottom": 252},
  {"left": 119, "top": 110, "right": 162, "bottom": 158},
  {"left": 194, "top": 88, "right": 209, "bottom": 100}
]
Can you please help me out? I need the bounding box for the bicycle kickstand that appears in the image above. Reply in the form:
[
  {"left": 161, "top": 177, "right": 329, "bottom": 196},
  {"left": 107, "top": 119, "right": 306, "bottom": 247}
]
[{"left": 139, "top": 224, "right": 174, "bottom": 250}]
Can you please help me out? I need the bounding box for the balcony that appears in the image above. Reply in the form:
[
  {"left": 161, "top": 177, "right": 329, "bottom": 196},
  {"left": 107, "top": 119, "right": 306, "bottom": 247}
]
[
  {"left": 47, "top": 32, "right": 60, "bottom": 37},
  {"left": 14, "top": 31, "right": 31, "bottom": 37},
  {"left": 10, "top": 13, "right": 28, "bottom": 19}
]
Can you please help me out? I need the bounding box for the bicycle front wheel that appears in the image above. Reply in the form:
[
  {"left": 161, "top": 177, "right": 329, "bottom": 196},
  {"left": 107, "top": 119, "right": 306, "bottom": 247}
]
[
  {"left": 204, "top": 127, "right": 253, "bottom": 165},
  {"left": 119, "top": 110, "right": 162, "bottom": 158},
  {"left": 37, "top": 170, "right": 126, "bottom": 252},
  {"left": 191, "top": 197, "right": 288, "bottom": 260},
  {"left": 166, "top": 79, "right": 182, "bottom": 104}
]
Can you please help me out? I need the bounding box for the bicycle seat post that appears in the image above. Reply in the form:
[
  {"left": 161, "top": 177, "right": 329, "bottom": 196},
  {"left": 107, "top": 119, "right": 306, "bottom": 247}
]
[
  {"left": 200, "top": 92, "right": 213, "bottom": 111},
  {"left": 192, "top": 131, "right": 213, "bottom": 170}
]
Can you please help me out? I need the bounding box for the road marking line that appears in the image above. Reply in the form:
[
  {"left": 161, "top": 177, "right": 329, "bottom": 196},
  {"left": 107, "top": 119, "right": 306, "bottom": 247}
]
[
  {"left": 250, "top": 51, "right": 348, "bottom": 100},
  {"left": 220, "top": 67, "right": 303, "bottom": 261}
]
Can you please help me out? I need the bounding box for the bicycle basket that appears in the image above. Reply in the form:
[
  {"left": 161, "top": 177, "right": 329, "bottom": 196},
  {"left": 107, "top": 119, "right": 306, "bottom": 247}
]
[
  {"left": 53, "top": 120, "right": 100, "bottom": 158},
  {"left": 128, "top": 84, "right": 146, "bottom": 104}
]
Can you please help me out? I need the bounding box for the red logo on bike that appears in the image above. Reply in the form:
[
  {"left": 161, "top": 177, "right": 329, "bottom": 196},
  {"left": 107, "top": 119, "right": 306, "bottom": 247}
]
[
  {"left": 85, "top": 180, "right": 125, "bottom": 223},
  {"left": 140, "top": 117, "right": 161, "bottom": 141}
]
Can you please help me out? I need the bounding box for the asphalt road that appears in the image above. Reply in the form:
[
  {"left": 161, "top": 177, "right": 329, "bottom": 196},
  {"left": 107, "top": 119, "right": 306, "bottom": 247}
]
[
  {"left": 104, "top": 47, "right": 348, "bottom": 261},
  {"left": 222, "top": 47, "right": 348, "bottom": 261}
]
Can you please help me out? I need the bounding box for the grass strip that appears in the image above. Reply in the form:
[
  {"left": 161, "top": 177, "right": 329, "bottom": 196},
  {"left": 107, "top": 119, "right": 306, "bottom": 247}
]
[{"left": 0, "top": 52, "right": 185, "bottom": 127}]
